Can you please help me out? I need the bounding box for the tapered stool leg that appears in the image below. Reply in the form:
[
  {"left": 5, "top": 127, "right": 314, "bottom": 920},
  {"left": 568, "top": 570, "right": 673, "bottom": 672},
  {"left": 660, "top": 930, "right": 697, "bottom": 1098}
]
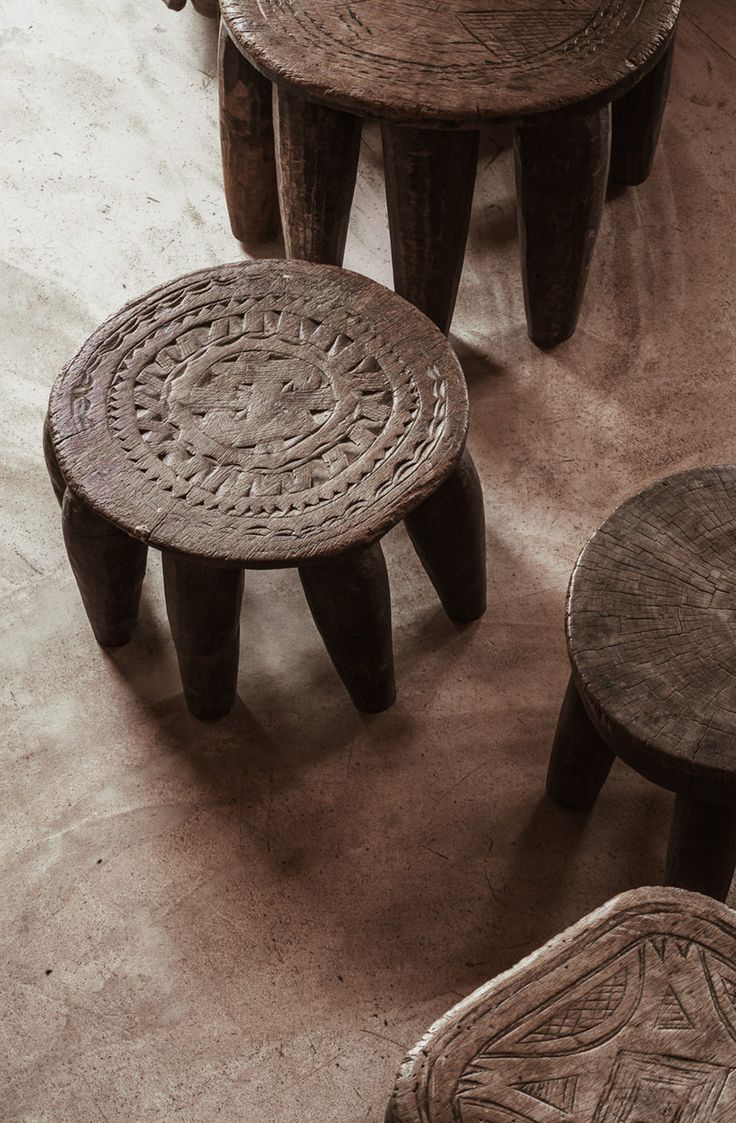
[
  {"left": 299, "top": 542, "right": 395, "bottom": 712},
  {"left": 514, "top": 104, "right": 611, "bottom": 348},
  {"left": 162, "top": 553, "right": 244, "bottom": 721},
  {"left": 274, "top": 87, "right": 362, "bottom": 265},
  {"left": 665, "top": 794, "right": 736, "bottom": 901},
  {"left": 404, "top": 449, "right": 486, "bottom": 622},
  {"left": 62, "top": 493, "right": 147, "bottom": 647},
  {"left": 43, "top": 417, "right": 66, "bottom": 506},
  {"left": 611, "top": 39, "right": 674, "bottom": 186},
  {"left": 382, "top": 124, "right": 479, "bottom": 334},
  {"left": 547, "top": 676, "right": 616, "bottom": 810},
  {"left": 219, "top": 25, "right": 280, "bottom": 244}
]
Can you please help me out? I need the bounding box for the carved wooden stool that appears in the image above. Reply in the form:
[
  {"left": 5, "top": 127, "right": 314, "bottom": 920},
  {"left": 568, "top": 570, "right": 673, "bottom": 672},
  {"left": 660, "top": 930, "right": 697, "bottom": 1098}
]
[
  {"left": 218, "top": 0, "right": 679, "bottom": 346},
  {"left": 548, "top": 468, "right": 736, "bottom": 901},
  {"left": 44, "top": 260, "right": 485, "bottom": 718},
  {"left": 387, "top": 887, "right": 736, "bottom": 1122}
]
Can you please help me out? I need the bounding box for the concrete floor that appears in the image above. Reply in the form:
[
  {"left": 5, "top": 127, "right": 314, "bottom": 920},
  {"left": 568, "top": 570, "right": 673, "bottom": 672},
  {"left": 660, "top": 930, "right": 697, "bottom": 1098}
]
[{"left": 2, "top": 0, "right": 735, "bottom": 1118}]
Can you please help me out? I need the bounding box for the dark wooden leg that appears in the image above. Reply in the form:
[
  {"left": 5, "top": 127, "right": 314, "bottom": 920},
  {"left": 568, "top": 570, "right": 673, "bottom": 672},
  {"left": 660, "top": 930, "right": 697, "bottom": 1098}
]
[
  {"left": 514, "top": 104, "right": 611, "bottom": 348},
  {"left": 665, "top": 794, "right": 736, "bottom": 901},
  {"left": 43, "top": 416, "right": 66, "bottom": 506},
  {"left": 299, "top": 542, "right": 395, "bottom": 713},
  {"left": 274, "top": 87, "right": 362, "bottom": 265},
  {"left": 382, "top": 124, "right": 479, "bottom": 334},
  {"left": 191, "top": 0, "right": 218, "bottom": 15},
  {"left": 218, "top": 25, "right": 280, "bottom": 244},
  {"left": 611, "top": 39, "right": 674, "bottom": 186},
  {"left": 162, "top": 553, "right": 244, "bottom": 721},
  {"left": 546, "top": 676, "right": 615, "bottom": 810},
  {"left": 62, "top": 493, "right": 147, "bottom": 647},
  {"left": 404, "top": 449, "right": 486, "bottom": 622}
]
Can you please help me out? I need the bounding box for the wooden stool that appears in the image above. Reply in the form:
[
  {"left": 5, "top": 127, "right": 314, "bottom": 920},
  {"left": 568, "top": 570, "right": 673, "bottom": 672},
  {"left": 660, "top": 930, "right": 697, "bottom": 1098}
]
[
  {"left": 387, "top": 887, "right": 736, "bottom": 1122},
  {"left": 548, "top": 468, "right": 736, "bottom": 901},
  {"left": 44, "top": 260, "right": 486, "bottom": 718},
  {"left": 218, "top": 0, "right": 679, "bottom": 346}
]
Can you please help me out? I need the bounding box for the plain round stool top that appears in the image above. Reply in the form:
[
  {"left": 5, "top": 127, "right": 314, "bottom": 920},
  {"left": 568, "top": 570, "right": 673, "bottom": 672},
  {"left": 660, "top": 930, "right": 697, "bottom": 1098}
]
[
  {"left": 221, "top": 0, "right": 680, "bottom": 127},
  {"left": 387, "top": 887, "right": 736, "bottom": 1123},
  {"left": 568, "top": 467, "right": 736, "bottom": 802},
  {"left": 48, "top": 260, "right": 468, "bottom": 566}
]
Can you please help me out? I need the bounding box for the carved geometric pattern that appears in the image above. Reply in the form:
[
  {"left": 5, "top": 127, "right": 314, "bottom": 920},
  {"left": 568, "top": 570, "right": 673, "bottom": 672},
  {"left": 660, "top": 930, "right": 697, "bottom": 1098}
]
[
  {"left": 510, "top": 1074, "right": 578, "bottom": 1111},
  {"left": 386, "top": 890, "right": 736, "bottom": 1123},
  {"left": 656, "top": 985, "right": 691, "bottom": 1029},
  {"left": 222, "top": 0, "right": 679, "bottom": 123},
  {"left": 521, "top": 968, "right": 627, "bottom": 1042},
  {"left": 49, "top": 262, "right": 468, "bottom": 565}
]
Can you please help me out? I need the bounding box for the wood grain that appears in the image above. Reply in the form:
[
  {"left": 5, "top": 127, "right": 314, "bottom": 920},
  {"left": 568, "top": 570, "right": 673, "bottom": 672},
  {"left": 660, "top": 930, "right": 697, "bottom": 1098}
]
[
  {"left": 219, "top": 23, "right": 280, "bottom": 244},
  {"left": 222, "top": 0, "right": 679, "bottom": 128},
  {"left": 274, "top": 87, "right": 362, "bottom": 266},
  {"left": 162, "top": 552, "right": 244, "bottom": 720},
  {"left": 47, "top": 260, "right": 468, "bottom": 567},
  {"left": 382, "top": 125, "right": 479, "bottom": 334},
  {"left": 515, "top": 104, "right": 611, "bottom": 347},
  {"left": 62, "top": 491, "right": 147, "bottom": 648},
  {"left": 611, "top": 34, "right": 675, "bottom": 185},
  {"left": 299, "top": 541, "right": 395, "bottom": 712},
  {"left": 387, "top": 887, "right": 736, "bottom": 1122},
  {"left": 404, "top": 449, "right": 486, "bottom": 623}
]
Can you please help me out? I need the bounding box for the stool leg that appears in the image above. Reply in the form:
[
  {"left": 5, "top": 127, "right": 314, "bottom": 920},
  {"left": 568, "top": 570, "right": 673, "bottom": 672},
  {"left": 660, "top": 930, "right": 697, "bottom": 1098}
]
[
  {"left": 546, "top": 676, "right": 615, "bottom": 810},
  {"left": 43, "top": 416, "right": 66, "bottom": 506},
  {"left": 514, "top": 104, "right": 611, "bottom": 348},
  {"left": 610, "top": 39, "right": 674, "bottom": 186},
  {"left": 382, "top": 124, "right": 479, "bottom": 334},
  {"left": 274, "top": 87, "right": 362, "bottom": 265},
  {"left": 218, "top": 24, "right": 280, "bottom": 244},
  {"left": 191, "top": 0, "right": 219, "bottom": 15},
  {"left": 62, "top": 493, "right": 147, "bottom": 647},
  {"left": 665, "top": 794, "right": 736, "bottom": 901},
  {"left": 162, "top": 553, "right": 244, "bottom": 721},
  {"left": 404, "top": 449, "right": 486, "bottom": 623},
  {"left": 299, "top": 542, "right": 395, "bottom": 713}
]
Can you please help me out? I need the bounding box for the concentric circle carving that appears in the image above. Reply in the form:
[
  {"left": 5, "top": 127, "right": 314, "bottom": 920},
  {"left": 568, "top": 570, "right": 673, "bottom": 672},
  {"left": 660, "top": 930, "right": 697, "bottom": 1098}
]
[
  {"left": 49, "top": 261, "right": 468, "bottom": 565},
  {"left": 222, "top": 0, "right": 679, "bottom": 124}
]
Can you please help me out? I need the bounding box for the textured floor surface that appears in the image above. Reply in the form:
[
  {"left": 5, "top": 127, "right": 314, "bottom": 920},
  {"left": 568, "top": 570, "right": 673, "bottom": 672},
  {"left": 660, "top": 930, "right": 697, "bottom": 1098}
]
[{"left": 2, "top": 0, "right": 736, "bottom": 1118}]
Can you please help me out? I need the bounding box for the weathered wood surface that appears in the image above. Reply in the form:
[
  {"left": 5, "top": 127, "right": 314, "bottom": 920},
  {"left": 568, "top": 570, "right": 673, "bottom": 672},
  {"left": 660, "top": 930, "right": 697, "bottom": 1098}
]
[
  {"left": 666, "top": 794, "right": 736, "bottom": 903},
  {"left": 274, "top": 88, "right": 362, "bottom": 266},
  {"left": 162, "top": 552, "right": 244, "bottom": 720},
  {"left": 62, "top": 492, "right": 147, "bottom": 648},
  {"left": 382, "top": 125, "right": 479, "bottom": 334},
  {"left": 387, "top": 887, "right": 736, "bottom": 1123},
  {"left": 515, "top": 104, "right": 611, "bottom": 347},
  {"left": 47, "top": 260, "right": 468, "bottom": 567},
  {"left": 566, "top": 467, "right": 736, "bottom": 804},
  {"left": 611, "top": 34, "right": 675, "bottom": 186},
  {"left": 221, "top": 0, "right": 679, "bottom": 128},
  {"left": 219, "top": 25, "right": 280, "bottom": 245},
  {"left": 547, "top": 675, "right": 615, "bottom": 810},
  {"left": 299, "top": 541, "right": 395, "bottom": 712},
  {"left": 404, "top": 449, "right": 486, "bottom": 623}
]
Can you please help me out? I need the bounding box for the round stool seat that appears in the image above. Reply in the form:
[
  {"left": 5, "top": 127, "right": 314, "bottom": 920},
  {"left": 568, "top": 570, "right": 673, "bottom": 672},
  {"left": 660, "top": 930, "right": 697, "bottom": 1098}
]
[
  {"left": 46, "top": 260, "right": 485, "bottom": 717},
  {"left": 48, "top": 260, "right": 468, "bottom": 567},
  {"left": 548, "top": 467, "right": 736, "bottom": 901},
  {"left": 221, "top": 0, "right": 678, "bottom": 126},
  {"left": 569, "top": 466, "right": 736, "bottom": 803}
]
